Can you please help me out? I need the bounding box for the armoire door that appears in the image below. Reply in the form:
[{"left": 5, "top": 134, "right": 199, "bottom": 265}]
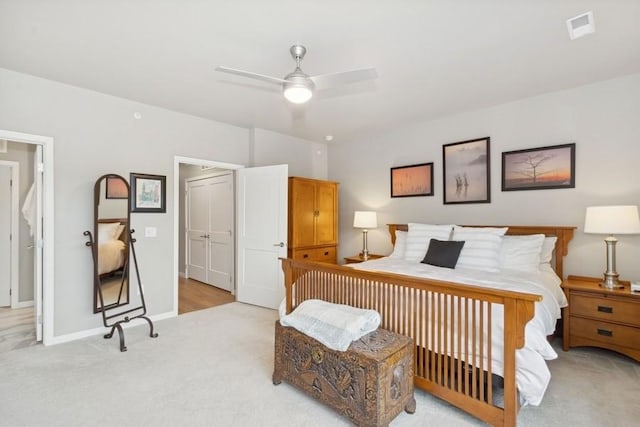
[
  {"left": 289, "top": 178, "right": 316, "bottom": 247},
  {"left": 315, "top": 180, "right": 338, "bottom": 245}
]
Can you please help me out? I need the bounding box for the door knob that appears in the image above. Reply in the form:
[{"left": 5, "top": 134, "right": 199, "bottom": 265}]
[{"left": 273, "top": 242, "right": 285, "bottom": 247}]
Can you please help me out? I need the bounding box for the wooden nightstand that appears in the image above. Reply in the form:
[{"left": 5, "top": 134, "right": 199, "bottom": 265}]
[
  {"left": 561, "top": 275, "right": 640, "bottom": 362},
  {"left": 343, "top": 254, "right": 385, "bottom": 264}
]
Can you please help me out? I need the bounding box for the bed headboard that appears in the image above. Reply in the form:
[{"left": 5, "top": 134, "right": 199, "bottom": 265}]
[{"left": 387, "top": 223, "right": 575, "bottom": 279}]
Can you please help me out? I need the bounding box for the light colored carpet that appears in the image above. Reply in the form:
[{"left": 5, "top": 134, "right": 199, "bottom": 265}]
[{"left": 1, "top": 302, "right": 638, "bottom": 426}]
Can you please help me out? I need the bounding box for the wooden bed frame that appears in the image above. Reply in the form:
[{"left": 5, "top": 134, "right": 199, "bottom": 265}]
[{"left": 281, "top": 224, "right": 575, "bottom": 427}]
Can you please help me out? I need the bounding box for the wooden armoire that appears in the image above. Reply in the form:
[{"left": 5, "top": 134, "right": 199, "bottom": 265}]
[{"left": 287, "top": 177, "right": 339, "bottom": 263}]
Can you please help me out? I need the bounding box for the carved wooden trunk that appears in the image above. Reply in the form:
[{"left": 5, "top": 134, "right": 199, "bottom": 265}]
[{"left": 273, "top": 321, "right": 416, "bottom": 427}]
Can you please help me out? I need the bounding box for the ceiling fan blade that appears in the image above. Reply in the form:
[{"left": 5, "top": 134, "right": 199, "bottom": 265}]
[
  {"left": 309, "top": 68, "right": 378, "bottom": 90},
  {"left": 215, "top": 66, "right": 287, "bottom": 86}
]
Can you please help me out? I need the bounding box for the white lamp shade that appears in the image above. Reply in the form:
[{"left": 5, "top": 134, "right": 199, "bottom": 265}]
[
  {"left": 353, "top": 211, "right": 378, "bottom": 229},
  {"left": 584, "top": 205, "right": 640, "bottom": 234}
]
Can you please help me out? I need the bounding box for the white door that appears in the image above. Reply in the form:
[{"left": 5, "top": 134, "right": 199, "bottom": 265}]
[
  {"left": 207, "top": 174, "right": 233, "bottom": 291},
  {"left": 0, "top": 165, "right": 13, "bottom": 307},
  {"left": 34, "top": 146, "right": 43, "bottom": 341},
  {"left": 186, "top": 174, "right": 234, "bottom": 291},
  {"left": 186, "top": 179, "right": 208, "bottom": 282},
  {"left": 236, "top": 164, "right": 288, "bottom": 309}
]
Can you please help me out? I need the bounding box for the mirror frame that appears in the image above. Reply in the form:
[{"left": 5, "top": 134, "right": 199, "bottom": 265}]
[{"left": 93, "top": 173, "right": 131, "bottom": 313}]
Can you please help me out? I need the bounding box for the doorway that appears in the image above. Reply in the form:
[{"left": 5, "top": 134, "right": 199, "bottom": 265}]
[
  {"left": 0, "top": 130, "right": 53, "bottom": 348},
  {"left": 176, "top": 159, "right": 243, "bottom": 315},
  {"left": 173, "top": 156, "right": 288, "bottom": 316}
]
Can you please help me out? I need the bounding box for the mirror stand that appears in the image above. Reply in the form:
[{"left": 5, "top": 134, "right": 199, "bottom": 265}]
[
  {"left": 85, "top": 228, "right": 158, "bottom": 351},
  {"left": 85, "top": 173, "right": 158, "bottom": 352}
]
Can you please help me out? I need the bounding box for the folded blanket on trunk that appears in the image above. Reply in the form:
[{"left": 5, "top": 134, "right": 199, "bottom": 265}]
[{"left": 279, "top": 299, "right": 381, "bottom": 351}]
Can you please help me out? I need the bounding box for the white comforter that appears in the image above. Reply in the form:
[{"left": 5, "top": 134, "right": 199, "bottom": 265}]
[{"left": 348, "top": 257, "right": 567, "bottom": 406}]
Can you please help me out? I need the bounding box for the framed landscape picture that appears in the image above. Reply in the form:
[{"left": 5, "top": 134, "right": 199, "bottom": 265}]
[
  {"left": 130, "top": 173, "right": 166, "bottom": 213},
  {"left": 443, "top": 137, "right": 490, "bottom": 204},
  {"left": 502, "top": 143, "right": 575, "bottom": 191},
  {"left": 390, "top": 162, "right": 434, "bottom": 197}
]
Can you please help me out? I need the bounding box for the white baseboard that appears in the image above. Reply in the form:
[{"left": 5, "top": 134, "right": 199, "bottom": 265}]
[
  {"left": 45, "top": 310, "right": 176, "bottom": 346},
  {"left": 13, "top": 300, "right": 34, "bottom": 309},
  {"left": 178, "top": 271, "right": 186, "bottom": 279}
]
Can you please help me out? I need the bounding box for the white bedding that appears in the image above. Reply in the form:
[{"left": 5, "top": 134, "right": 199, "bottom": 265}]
[
  {"left": 98, "top": 239, "right": 126, "bottom": 275},
  {"left": 347, "top": 257, "right": 567, "bottom": 407},
  {"left": 279, "top": 299, "right": 381, "bottom": 351}
]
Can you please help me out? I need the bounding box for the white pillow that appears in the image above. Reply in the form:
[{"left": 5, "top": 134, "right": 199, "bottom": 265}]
[
  {"left": 114, "top": 224, "right": 126, "bottom": 240},
  {"left": 98, "top": 222, "right": 121, "bottom": 242},
  {"left": 404, "top": 223, "right": 454, "bottom": 262},
  {"left": 389, "top": 230, "right": 407, "bottom": 258},
  {"left": 452, "top": 226, "right": 508, "bottom": 272},
  {"left": 540, "top": 236, "right": 557, "bottom": 265},
  {"left": 499, "top": 234, "right": 545, "bottom": 272}
]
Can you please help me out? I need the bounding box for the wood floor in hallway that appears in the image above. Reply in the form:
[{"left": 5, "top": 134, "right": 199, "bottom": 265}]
[
  {"left": 0, "top": 306, "right": 37, "bottom": 353},
  {"left": 178, "top": 277, "right": 235, "bottom": 315}
]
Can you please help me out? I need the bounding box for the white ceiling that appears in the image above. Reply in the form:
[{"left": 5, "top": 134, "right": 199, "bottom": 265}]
[{"left": 1, "top": 1, "right": 639, "bottom": 143}]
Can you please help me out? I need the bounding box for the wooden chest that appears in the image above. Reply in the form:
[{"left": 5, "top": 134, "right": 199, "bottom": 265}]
[{"left": 273, "top": 321, "right": 416, "bottom": 426}]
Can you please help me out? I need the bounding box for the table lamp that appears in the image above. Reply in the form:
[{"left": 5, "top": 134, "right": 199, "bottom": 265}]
[
  {"left": 353, "top": 211, "right": 377, "bottom": 260},
  {"left": 584, "top": 205, "right": 640, "bottom": 289}
]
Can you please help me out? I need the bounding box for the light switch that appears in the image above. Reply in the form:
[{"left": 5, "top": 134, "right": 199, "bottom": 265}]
[{"left": 145, "top": 227, "right": 157, "bottom": 238}]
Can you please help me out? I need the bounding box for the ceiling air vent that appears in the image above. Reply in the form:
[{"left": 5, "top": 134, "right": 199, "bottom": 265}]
[{"left": 566, "top": 11, "right": 595, "bottom": 40}]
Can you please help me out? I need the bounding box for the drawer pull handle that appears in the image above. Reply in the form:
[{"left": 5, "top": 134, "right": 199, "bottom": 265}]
[
  {"left": 324, "top": 251, "right": 329, "bottom": 256},
  {"left": 597, "top": 305, "right": 613, "bottom": 314},
  {"left": 303, "top": 254, "right": 309, "bottom": 258},
  {"left": 597, "top": 328, "right": 613, "bottom": 337}
]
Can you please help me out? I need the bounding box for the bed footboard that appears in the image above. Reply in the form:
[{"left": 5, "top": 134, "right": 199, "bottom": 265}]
[{"left": 281, "top": 258, "right": 541, "bottom": 427}]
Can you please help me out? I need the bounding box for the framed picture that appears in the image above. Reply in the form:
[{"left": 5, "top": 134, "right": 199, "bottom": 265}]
[
  {"left": 390, "top": 162, "right": 434, "bottom": 197},
  {"left": 443, "top": 137, "right": 490, "bottom": 204},
  {"left": 130, "top": 173, "right": 166, "bottom": 213},
  {"left": 502, "top": 143, "right": 575, "bottom": 191},
  {"left": 105, "top": 175, "right": 128, "bottom": 199}
]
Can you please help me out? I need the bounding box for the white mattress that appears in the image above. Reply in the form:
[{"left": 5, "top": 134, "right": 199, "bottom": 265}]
[{"left": 348, "top": 257, "right": 567, "bottom": 406}]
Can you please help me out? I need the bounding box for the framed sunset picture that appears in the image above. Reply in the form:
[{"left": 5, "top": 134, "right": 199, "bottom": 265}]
[
  {"left": 502, "top": 143, "right": 575, "bottom": 191},
  {"left": 390, "top": 162, "right": 434, "bottom": 197}
]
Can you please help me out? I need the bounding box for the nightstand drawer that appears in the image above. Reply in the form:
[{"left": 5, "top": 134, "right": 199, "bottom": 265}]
[
  {"left": 570, "top": 317, "right": 640, "bottom": 350},
  {"left": 570, "top": 293, "right": 640, "bottom": 327}
]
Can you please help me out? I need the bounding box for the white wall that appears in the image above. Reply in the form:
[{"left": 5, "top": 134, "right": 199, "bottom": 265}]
[
  {"left": 329, "top": 73, "right": 640, "bottom": 281},
  {"left": 0, "top": 68, "right": 325, "bottom": 339},
  {"left": 0, "top": 141, "right": 35, "bottom": 303},
  {"left": 251, "top": 128, "right": 328, "bottom": 179}
]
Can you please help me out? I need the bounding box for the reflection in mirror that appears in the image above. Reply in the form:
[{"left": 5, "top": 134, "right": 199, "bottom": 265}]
[{"left": 94, "top": 174, "right": 130, "bottom": 313}]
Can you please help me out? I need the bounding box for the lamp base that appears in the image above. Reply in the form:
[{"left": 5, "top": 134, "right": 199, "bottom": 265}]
[{"left": 599, "top": 273, "right": 624, "bottom": 290}]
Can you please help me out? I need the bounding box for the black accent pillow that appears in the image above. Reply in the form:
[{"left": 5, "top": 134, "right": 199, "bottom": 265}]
[{"left": 421, "top": 239, "right": 465, "bottom": 269}]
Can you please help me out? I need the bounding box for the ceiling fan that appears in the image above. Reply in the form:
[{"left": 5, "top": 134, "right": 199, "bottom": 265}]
[{"left": 215, "top": 45, "right": 377, "bottom": 104}]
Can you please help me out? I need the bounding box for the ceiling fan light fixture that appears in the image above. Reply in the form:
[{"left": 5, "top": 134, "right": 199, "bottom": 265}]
[
  {"left": 283, "top": 84, "right": 313, "bottom": 104},
  {"left": 282, "top": 72, "right": 314, "bottom": 104}
]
